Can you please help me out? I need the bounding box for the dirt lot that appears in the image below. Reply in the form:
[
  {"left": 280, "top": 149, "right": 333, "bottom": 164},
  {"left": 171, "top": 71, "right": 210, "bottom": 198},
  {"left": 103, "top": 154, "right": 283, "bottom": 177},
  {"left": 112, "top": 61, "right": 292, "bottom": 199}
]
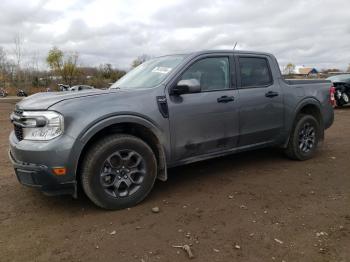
[{"left": 0, "top": 101, "right": 349, "bottom": 262}]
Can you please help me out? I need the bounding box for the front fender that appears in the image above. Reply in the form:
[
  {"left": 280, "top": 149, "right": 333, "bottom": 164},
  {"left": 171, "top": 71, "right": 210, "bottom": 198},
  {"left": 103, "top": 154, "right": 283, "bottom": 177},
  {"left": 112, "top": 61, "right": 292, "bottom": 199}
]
[
  {"left": 69, "top": 114, "right": 168, "bottom": 181},
  {"left": 79, "top": 114, "right": 164, "bottom": 144}
]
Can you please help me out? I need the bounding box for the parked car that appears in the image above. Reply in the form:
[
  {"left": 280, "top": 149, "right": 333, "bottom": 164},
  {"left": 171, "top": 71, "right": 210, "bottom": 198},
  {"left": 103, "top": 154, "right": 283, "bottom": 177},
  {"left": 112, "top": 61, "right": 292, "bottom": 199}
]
[
  {"left": 58, "top": 84, "right": 70, "bottom": 91},
  {"left": 326, "top": 74, "right": 350, "bottom": 106},
  {"left": 9, "top": 50, "right": 334, "bottom": 210},
  {"left": 16, "top": 89, "right": 28, "bottom": 97},
  {"left": 0, "top": 88, "right": 8, "bottom": 97},
  {"left": 68, "top": 85, "right": 94, "bottom": 91}
]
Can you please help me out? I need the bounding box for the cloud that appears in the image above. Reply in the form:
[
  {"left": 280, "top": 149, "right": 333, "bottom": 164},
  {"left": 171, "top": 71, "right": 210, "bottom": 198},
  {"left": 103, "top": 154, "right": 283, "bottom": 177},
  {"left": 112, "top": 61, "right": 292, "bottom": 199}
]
[{"left": 0, "top": 0, "right": 349, "bottom": 70}]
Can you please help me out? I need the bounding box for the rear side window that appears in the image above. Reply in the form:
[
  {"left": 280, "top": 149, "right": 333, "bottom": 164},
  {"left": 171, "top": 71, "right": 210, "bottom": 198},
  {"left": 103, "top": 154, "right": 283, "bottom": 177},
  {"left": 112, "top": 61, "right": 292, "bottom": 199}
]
[{"left": 239, "top": 57, "right": 272, "bottom": 88}]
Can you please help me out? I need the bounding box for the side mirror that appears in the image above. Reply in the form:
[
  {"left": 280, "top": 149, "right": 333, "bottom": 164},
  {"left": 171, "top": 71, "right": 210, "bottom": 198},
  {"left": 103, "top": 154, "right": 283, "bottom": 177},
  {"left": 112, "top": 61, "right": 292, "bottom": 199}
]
[{"left": 172, "top": 79, "right": 201, "bottom": 95}]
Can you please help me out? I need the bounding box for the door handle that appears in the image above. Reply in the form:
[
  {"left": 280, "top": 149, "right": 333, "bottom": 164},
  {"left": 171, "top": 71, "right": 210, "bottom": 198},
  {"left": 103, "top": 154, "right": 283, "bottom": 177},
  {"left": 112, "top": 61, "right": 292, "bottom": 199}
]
[
  {"left": 217, "top": 96, "right": 234, "bottom": 103},
  {"left": 265, "top": 91, "right": 279, "bottom": 98}
]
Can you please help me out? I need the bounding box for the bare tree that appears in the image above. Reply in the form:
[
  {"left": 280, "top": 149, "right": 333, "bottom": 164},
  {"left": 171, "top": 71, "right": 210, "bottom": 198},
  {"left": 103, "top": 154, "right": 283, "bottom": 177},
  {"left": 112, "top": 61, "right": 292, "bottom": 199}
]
[
  {"left": 131, "top": 54, "right": 151, "bottom": 68},
  {"left": 30, "top": 51, "right": 40, "bottom": 72},
  {"left": 13, "top": 33, "right": 27, "bottom": 89},
  {"left": 0, "top": 47, "right": 7, "bottom": 88},
  {"left": 14, "top": 34, "right": 24, "bottom": 69}
]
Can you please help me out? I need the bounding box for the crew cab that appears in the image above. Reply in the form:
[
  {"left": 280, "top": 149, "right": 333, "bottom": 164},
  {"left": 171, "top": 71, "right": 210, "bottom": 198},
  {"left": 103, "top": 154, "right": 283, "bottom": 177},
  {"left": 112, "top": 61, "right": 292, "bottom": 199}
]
[{"left": 9, "top": 50, "right": 334, "bottom": 209}]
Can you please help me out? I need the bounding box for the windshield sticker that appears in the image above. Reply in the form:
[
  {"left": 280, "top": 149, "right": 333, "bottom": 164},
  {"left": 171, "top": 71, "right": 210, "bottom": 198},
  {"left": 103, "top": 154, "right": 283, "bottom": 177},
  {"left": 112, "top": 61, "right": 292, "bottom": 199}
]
[{"left": 152, "top": 67, "right": 172, "bottom": 74}]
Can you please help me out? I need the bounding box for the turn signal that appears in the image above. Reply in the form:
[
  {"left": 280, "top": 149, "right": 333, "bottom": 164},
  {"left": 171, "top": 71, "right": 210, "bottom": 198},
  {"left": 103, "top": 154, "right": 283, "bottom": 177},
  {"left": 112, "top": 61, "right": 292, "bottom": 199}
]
[{"left": 52, "top": 167, "right": 67, "bottom": 176}]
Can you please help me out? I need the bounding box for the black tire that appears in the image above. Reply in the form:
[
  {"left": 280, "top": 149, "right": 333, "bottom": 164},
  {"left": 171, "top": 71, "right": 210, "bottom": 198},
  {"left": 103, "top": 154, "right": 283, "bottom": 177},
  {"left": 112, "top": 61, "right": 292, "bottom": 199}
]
[
  {"left": 336, "top": 99, "right": 345, "bottom": 107},
  {"left": 285, "top": 114, "right": 320, "bottom": 161},
  {"left": 81, "top": 134, "right": 157, "bottom": 210},
  {"left": 336, "top": 92, "right": 349, "bottom": 107},
  {"left": 342, "top": 92, "right": 349, "bottom": 105}
]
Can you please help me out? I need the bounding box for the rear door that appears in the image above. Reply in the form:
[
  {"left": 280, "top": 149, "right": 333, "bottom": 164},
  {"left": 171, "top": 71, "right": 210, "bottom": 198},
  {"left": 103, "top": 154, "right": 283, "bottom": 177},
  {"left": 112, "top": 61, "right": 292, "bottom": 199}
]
[
  {"left": 236, "top": 55, "right": 284, "bottom": 147},
  {"left": 167, "top": 54, "right": 240, "bottom": 162}
]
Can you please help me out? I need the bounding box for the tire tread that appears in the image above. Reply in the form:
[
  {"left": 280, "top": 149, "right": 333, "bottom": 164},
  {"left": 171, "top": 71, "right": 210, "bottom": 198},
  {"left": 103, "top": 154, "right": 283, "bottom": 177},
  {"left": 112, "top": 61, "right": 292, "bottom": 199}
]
[{"left": 81, "top": 134, "right": 156, "bottom": 209}]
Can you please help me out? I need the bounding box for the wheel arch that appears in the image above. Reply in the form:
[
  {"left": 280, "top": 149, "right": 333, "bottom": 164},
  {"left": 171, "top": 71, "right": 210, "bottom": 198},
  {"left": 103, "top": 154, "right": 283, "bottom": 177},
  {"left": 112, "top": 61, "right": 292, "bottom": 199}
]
[
  {"left": 283, "top": 98, "right": 324, "bottom": 148},
  {"left": 74, "top": 115, "right": 168, "bottom": 185}
]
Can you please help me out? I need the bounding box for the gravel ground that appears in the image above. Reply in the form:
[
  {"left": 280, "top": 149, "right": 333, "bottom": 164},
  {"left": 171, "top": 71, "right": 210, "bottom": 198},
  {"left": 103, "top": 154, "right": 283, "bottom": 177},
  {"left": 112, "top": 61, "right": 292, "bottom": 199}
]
[{"left": 0, "top": 101, "right": 349, "bottom": 262}]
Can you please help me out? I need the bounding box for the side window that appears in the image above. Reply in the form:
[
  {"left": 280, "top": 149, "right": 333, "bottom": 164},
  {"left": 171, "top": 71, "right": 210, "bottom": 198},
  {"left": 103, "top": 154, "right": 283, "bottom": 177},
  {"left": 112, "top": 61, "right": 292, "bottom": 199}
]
[
  {"left": 239, "top": 57, "right": 272, "bottom": 88},
  {"left": 180, "top": 57, "right": 229, "bottom": 91}
]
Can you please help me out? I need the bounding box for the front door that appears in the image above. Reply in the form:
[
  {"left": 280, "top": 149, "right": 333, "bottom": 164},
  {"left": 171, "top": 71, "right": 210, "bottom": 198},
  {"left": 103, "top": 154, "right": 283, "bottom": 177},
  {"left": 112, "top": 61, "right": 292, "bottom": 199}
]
[{"left": 167, "top": 55, "right": 240, "bottom": 162}]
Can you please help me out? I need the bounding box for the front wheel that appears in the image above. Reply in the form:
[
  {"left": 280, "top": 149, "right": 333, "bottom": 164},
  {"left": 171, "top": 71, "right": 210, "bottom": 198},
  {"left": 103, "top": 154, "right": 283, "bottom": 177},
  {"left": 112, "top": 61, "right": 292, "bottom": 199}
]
[
  {"left": 285, "top": 114, "right": 320, "bottom": 160},
  {"left": 81, "top": 134, "right": 157, "bottom": 210}
]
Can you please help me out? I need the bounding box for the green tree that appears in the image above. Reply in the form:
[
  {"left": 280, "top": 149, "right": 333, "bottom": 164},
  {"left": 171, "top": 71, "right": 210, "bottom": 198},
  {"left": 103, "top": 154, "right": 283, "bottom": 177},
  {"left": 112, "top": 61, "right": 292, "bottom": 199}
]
[
  {"left": 283, "top": 63, "right": 295, "bottom": 75},
  {"left": 46, "top": 47, "right": 79, "bottom": 86},
  {"left": 46, "top": 47, "right": 63, "bottom": 73}
]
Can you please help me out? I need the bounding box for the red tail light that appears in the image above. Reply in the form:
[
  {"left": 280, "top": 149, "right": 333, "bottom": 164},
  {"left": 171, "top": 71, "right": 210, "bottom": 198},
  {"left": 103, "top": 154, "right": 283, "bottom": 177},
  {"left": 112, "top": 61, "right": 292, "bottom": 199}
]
[{"left": 329, "top": 86, "right": 336, "bottom": 107}]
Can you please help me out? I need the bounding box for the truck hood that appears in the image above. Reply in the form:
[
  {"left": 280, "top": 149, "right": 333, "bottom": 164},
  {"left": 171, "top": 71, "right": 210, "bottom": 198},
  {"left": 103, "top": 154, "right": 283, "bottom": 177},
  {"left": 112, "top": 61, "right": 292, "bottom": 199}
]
[{"left": 16, "top": 89, "right": 110, "bottom": 110}]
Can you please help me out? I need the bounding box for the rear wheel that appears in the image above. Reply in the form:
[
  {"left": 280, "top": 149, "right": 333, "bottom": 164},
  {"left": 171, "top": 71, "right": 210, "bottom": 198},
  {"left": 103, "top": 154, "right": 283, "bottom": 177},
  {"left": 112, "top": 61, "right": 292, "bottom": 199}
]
[
  {"left": 81, "top": 134, "right": 157, "bottom": 210},
  {"left": 336, "top": 91, "right": 349, "bottom": 106},
  {"left": 285, "top": 114, "right": 320, "bottom": 160},
  {"left": 342, "top": 92, "right": 349, "bottom": 104}
]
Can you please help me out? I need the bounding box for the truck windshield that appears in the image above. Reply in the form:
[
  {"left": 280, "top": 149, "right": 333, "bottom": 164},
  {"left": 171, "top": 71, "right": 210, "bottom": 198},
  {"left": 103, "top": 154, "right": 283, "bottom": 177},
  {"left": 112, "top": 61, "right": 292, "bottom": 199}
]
[{"left": 110, "top": 55, "right": 186, "bottom": 89}]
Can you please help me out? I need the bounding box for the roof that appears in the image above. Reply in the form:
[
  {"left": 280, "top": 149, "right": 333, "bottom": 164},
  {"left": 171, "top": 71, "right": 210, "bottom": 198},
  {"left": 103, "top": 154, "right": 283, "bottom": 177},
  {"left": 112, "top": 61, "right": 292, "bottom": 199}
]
[
  {"left": 161, "top": 50, "right": 275, "bottom": 59},
  {"left": 192, "top": 49, "right": 274, "bottom": 57}
]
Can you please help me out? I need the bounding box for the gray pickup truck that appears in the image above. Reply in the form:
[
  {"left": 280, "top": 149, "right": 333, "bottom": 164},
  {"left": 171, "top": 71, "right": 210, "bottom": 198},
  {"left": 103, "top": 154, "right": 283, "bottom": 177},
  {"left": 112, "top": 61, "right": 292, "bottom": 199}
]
[{"left": 9, "top": 50, "right": 334, "bottom": 209}]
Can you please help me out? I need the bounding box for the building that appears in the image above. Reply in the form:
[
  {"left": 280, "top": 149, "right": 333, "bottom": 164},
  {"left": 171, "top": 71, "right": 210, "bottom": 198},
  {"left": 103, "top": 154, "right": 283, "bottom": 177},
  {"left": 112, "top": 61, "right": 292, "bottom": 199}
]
[{"left": 294, "top": 66, "right": 319, "bottom": 77}]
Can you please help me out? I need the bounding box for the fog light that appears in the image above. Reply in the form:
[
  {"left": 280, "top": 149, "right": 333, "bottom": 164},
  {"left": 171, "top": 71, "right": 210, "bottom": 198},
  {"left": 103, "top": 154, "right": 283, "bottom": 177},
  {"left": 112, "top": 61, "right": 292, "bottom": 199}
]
[{"left": 52, "top": 167, "right": 67, "bottom": 176}]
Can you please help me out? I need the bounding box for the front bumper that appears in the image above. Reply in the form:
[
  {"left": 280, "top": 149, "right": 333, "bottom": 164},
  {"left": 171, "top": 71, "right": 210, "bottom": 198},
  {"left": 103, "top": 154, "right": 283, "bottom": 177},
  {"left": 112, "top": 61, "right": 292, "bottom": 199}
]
[{"left": 8, "top": 132, "right": 77, "bottom": 196}]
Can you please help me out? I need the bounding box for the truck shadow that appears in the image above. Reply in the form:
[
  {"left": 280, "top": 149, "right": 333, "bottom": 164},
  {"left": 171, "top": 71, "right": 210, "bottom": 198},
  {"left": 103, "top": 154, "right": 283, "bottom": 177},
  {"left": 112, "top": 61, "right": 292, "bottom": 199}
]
[
  {"left": 151, "top": 148, "right": 286, "bottom": 197},
  {"left": 29, "top": 147, "right": 289, "bottom": 212}
]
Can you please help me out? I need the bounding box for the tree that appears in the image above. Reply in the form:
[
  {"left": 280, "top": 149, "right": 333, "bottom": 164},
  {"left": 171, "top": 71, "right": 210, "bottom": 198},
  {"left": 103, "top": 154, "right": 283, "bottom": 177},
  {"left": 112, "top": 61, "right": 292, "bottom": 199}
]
[
  {"left": 46, "top": 47, "right": 79, "bottom": 86},
  {"left": 13, "top": 34, "right": 23, "bottom": 69},
  {"left": 0, "top": 47, "right": 8, "bottom": 88},
  {"left": 283, "top": 63, "right": 295, "bottom": 75},
  {"left": 131, "top": 54, "right": 150, "bottom": 68},
  {"left": 12, "top": 34, "right": 26, "bottom": 89},
  {"left": 46, "top": 47, "right": 63, "bottom": 73},
  {"left": 100, "top": 63, "right": 114, "bottom": 79}
]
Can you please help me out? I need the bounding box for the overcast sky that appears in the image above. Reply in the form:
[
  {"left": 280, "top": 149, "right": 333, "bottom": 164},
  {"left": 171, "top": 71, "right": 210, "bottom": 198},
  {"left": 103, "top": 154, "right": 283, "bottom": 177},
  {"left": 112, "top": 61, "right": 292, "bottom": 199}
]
[{"left": 0, "top": 0, "right": 349, "bottom": 70}]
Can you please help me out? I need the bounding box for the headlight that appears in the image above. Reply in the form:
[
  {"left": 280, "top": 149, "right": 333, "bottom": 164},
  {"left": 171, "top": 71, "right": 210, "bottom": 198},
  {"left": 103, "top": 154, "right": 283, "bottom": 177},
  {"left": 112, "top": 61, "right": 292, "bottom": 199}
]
[{"left": 21, "top": 111, "right": 64, "bottom": 141}]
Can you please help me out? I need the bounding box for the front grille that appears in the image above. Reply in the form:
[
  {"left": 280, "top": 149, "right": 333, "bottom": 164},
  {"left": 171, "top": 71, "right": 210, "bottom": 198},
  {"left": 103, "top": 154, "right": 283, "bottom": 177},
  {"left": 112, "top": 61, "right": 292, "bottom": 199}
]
[
  {"left": 14, "top": 109, "right": 23, "bottom": 115},
  {"left": 14, "top": 124, "right": 24, "bottom": 141},
  {"left": 12, "top": 109, "right": 24, "bottom": 141}
]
